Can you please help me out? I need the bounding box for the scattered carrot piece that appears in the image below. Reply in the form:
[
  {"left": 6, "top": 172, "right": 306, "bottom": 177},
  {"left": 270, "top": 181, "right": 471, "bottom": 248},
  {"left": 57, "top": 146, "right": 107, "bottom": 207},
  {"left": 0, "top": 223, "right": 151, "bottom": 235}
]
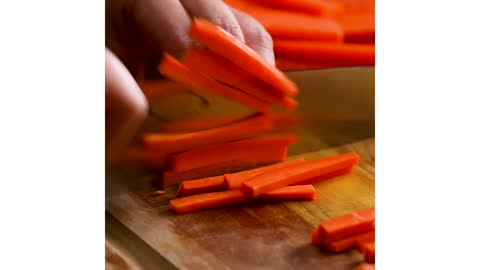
[
  {"left": 242, "top": 152, "right": 360, "bottom": 197},
  {"left": 169, "top": 135, "right": 297, "bottom": 172},
  {"left": 296, "top": 166, "right": 353, "bottom": 185},
  {"left": 311, "top": 228, "right": 321, "bottom": 245},
  {"left": 224, "top": 158, "right": 305, "bottom": 190},
  {"left": 157, "top": 53, "right": 270, "bottom": 112},
  {"left": 324, "top": 230, "right": 374, "bottom": 252},
  {"left": 274, "top": 40, "right": 375, "bottom": 66},
  {"left": 143, "top": 113, "right": 273, "bottom": 151},
  {"left": 189, "top": 18, "right": 298, "bottom": 97},
  {"left": 170, "top": 185, "right": 316, "bottom": 214},
  {"left": 182, "top": 47, "right": 297, "bottom": 110},
  {"left": 177, "top": 175, "right": 226, "bottom": 197},
  {"left": 317, "top": 208, "right": 375, "bottom": 244},
  {"left": 256, "top": 185, "right": 316, "bottom": 201},
  {"left": 252, "top": 0, "right": 343, "bottom": 16}
]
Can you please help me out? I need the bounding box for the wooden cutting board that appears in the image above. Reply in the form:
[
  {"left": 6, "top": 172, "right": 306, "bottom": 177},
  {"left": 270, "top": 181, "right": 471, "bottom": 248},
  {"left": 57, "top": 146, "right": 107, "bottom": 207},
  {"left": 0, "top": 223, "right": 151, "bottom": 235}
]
[{"left": 106, "top": 137, "right": 374, "bottom": 270}]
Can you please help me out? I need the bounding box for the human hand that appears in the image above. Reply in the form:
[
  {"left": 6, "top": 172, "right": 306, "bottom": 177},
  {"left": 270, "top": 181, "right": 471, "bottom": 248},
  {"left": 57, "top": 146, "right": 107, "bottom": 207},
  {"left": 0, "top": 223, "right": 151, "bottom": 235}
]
[{"left": 105, "top": 0, "right": 275, "bottom": 163}]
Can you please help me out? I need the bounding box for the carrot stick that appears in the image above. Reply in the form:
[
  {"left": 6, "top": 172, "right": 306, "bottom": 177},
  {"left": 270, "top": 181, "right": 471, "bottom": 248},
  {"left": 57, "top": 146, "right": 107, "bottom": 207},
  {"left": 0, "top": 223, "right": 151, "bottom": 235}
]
[
  {"left": 177, "top": 175, "right": 226, "bottom": 197},
  {"left": 324, "top": 230, "right": 374, "bottom": 252},
  {"left": 354, "top": 263, "right": 375, "bottom": 270},
  {"left": 256, "top": 184, "right": 316, "bottom": 201},
  {"left": 296, "top": 166, "right": 354, "bottom": 185},
  {"left": 169, "top": 135, "right": 297, "bottom": 172},
  {"left": 359, "top": 242, "right": 375, "bottom": 263},
  {"left": 143, "top": 113, "right": 273, "bottom": 151},
  {"left": 189, "top": 18, "right": 298, "bottom": 97},
  {"left": 145, "top": 114, "right": 248, "bottom": 133},
  {"left": 225, "top": 0, "right": 344, "bottom": 42},
  {"left": 162, "top": 155, "right": 288, "bottom": 188},
  {"left": 170, "top": 185, "right": 316, "bottom": 214},
  {"left": 225, "top": 158, "right": 305, "bottom": 190},
  {"left": 157, "top": 53, "right": 270, "bottom": 112},
  {"left": 274, "top": 40, "right": 375, "bottom": 66},
  {"left": 317, "top": 208, "right": 375, "bottom": 244},
  {"left": 182, "top": 48, "right": 297, "bottom": 110},
  {"left": 242, "top": 152, "right": 360, "bottom": 197},
  {"left": 276, "top": 57, "right": 334, "bottom": 71},
  {"left": 252, "top": 0, "right": 343, "bottom": 16},
  {"left": 311, "top": 228, "right": 321, "bottom": 245}
]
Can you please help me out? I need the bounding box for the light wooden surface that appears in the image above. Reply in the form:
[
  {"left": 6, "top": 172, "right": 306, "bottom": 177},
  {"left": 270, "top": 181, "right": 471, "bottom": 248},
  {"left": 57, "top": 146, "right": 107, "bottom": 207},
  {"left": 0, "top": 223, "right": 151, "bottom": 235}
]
[{"left": 106, "top": 138, "right": 374, "bottom": 270}]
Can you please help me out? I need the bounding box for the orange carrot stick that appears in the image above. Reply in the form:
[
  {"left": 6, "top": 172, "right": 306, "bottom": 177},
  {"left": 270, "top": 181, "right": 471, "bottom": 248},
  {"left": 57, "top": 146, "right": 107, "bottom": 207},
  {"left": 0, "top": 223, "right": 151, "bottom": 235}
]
[
  {"left": 170, "top": 185, "right": 316, "bottom": 214},
  {"left": 359, "top": 242, "right": 375, "bottom": 263},
  {"left": 189, "top": 18, "right": 298, "bottom": 97},
  {"left": 354, "top": 263, "right": 375, "bottom": 270},
  {"left": 296, "top": 166, "right": 354, "bottom": 185},
  {"left": 274, "top": 40, "right": 375, "bottom": 66},
  {"left": 311, "top": 228, "right": 321, "bottom": 245},
  {"left": 177, "top": 175, "right": 226, "bottom": 197},
  {"left": 252, "top": 0, "right": 343, "bottom": 16},
  {"left": 225, "top": 158, "right": 305, "bottom": 190},
  {"left": 317, "top": 208, "right": 375, "bottom": 244},
  {"left": 242, "top": 153, "right": 360, "bottom": 197},
  {"left": 157, "top": 53, "right": 270, "bottom": 112},
  {"left": 143, "top": 113, "right": 273, "bottom": 151},
  {"left": 182, "top": 48, "right": 297, "bottom": 110},
  {"left": 324, "top": 230, "right": 374, "bottom": 252},
  {"left": 225, "top": 0, "right": 344, "bottom": 42},
  {"left": 169, "top": 135, "right": 297, "bottom": 172},
  {"left": 255, "top": 185, "right": 316, "bottom": 201}
]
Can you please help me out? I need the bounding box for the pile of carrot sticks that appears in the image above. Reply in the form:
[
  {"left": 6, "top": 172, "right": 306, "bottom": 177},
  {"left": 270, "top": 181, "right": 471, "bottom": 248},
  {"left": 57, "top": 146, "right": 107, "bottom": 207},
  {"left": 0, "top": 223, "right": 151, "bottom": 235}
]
[{"left": 312, "top": 208, "right": 375, "bottom": 269}]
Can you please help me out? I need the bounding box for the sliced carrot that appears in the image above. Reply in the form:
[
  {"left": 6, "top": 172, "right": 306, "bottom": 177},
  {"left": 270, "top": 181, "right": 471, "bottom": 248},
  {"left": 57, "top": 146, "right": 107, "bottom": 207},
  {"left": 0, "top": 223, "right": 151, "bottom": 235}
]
[
  {"left": 317, "top": 208, "right": 375, "bottom": 244},
  {"left": 242, "top": 152, "right": 360, "bottom": 197},
  {"left": 169, "top": 135, "right": 297, "bottom": 172},
  {"left": 340, "top": 13, "right": 375, "bottom": 44},
  {"left": 252, "top": 0, "right": 343, "bottom": 16},
  {"left": 182, "top": 47, "right": 297, "bottom": 111},
  {"left": 143, "top": 113, "right": 273, "bottom": 151},
  {"left": 255, "top": 185, "right": 316, "bottom": 201},
  {"left": 296, "top": 166, "right": 353, "bottom": 185},
  {"left": 170, "top": 185, "right": 315, "bottom": 214},
  {"left": 170, "top": 190, "right": 248, "bottom": 214},
  {"left": 274, "top": 40, "right": 375, "bottom": 66},
  {"left": 225, "top": 158, "right": 305, "bottom": 190},
  {"left": 145, "top": 115, "right": 248, "bottom": 133},
  {"left": 324, "top": 230, "right": 374, "bottom": 252},
  {"left": 157, "top": 53, "right": 270, "bottom": 112},
  {"left": 189, "top": 18, "right": 298, "bottom": 97},
  {"left": 275, "top": 57, "right": 354, "bottom": 71},
  {"left": 225, "top": 0, "right": 344, "bottom": 42},
  {"left": 359, "top": 242, "right": 375, "bottom": 263},
  {"left": 311, "top": 228, "right": 321, "bottom": 245},
  {"left": 354, "top": 263, "right": 375, "bottom": 270},
  {"left": 177, "top": 175, "right": 226, "bottom": 197}
]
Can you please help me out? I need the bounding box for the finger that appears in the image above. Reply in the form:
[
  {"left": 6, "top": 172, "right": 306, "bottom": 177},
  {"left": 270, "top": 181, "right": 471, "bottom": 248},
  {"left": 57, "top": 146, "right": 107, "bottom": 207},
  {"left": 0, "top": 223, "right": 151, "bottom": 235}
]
[
  {"left": 180, "top": 0, "right": 245, "bottom": 43},
  {"left": 230, "top": 8, "right": 275, "bottom": 66},
  {"left": 105, "top": 48, "right": 148, "bottom": 163},
  {"left": 132, "top": 0, "right": 193, "bottom": 58}
]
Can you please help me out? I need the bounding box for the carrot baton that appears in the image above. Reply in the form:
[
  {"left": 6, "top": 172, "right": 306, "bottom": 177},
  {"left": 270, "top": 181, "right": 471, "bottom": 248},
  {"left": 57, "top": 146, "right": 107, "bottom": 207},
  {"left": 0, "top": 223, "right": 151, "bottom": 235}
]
[
  {"left": 252, "top": 0, "right": 343, "bottom": 16},
  {"left": 182, "top": 48, "right": 297, "bottom": 111},
  {"left": 170, "top": 185, "right": 316, "bottom": 214},
  {"left": 323, "top": 230, "right": 374, "bottom": 253},
  {"left": 225, "top": 158, "right": 305, "bottom": 190},
  {"left": 143, "top": 113, "right": 273, "bottom": 151},
  {"left": 242, "top": 152, "right": 360, "bottom": 197},
  {"left": 189, "top": 18, "right": 298, "bottom": 97},
  {"left": 177, "top": 175, "right": 226, "bottom": 197},
  {"left": 157, "top": 53, "right": 270, "bottom": 112},
  {"left": 274, "top": 40, "right": 375, "bottom": 66},
  {"left": 296, "top": 166, "right": 354, "bottom": 185},
  {"left": 316, "top": 208, "right": 375, "bottom": 244},
  {"left": 169, "top": 135, "right": 297, "bottom": 172}
]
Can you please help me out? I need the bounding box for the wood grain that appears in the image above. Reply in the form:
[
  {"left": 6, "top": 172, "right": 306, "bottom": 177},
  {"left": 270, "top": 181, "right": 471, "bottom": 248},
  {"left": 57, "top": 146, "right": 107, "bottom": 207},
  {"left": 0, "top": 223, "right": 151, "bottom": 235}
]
[{"left": 106, "top": 138, "right": 374, "bottom": 270}]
